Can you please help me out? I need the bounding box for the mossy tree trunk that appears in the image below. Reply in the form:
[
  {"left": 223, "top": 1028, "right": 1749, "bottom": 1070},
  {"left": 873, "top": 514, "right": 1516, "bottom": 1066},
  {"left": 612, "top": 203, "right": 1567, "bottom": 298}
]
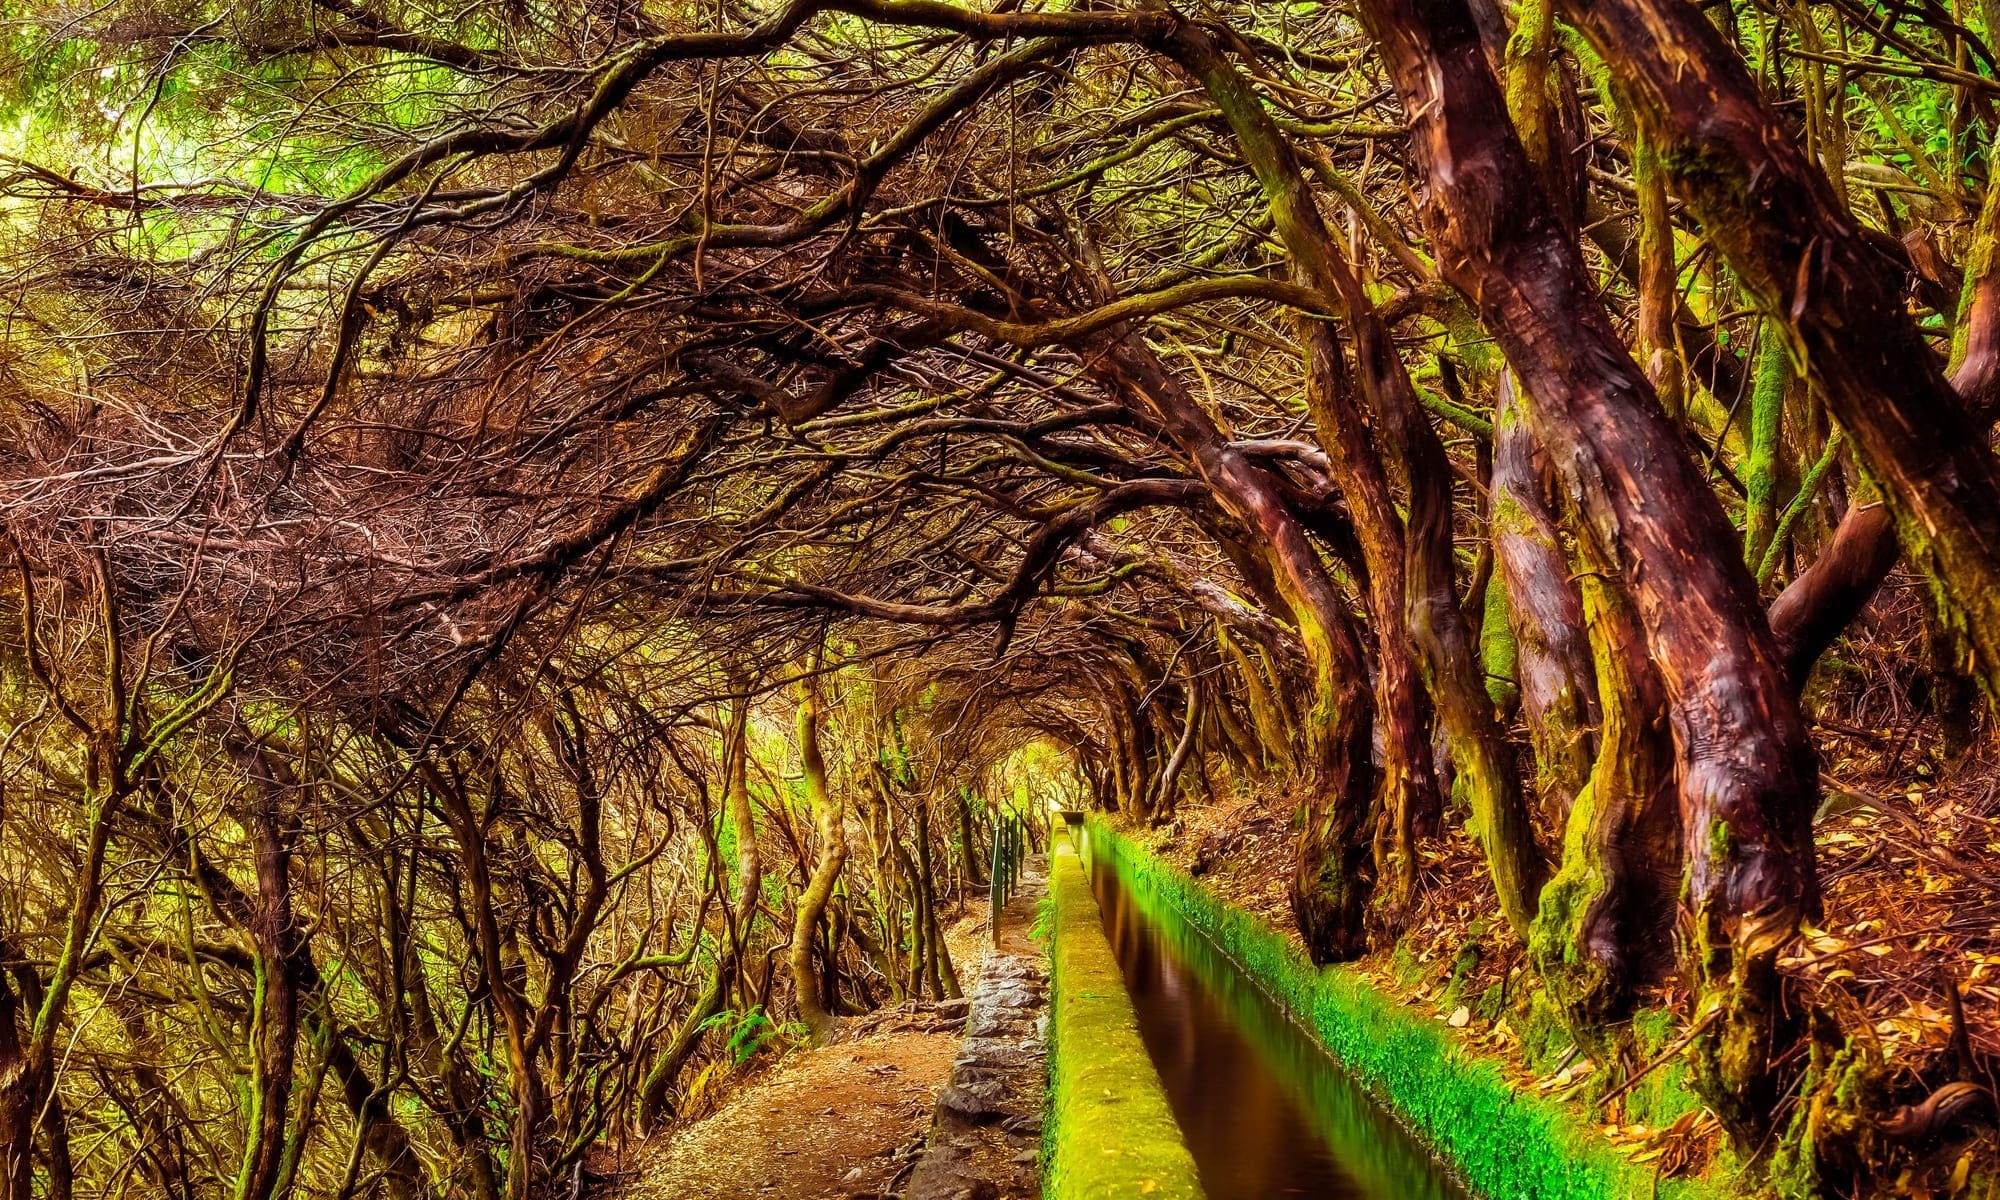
[
  {"left": 1743, "top": 322, "right": 1794, "bottom": 572},
  {"left": 1352, "top": 0, "right": 1820, "bottom": 1148},
  {"left": 1396, "top": 365, "right": 1545, "bottom": 938},
  {"left": 1218, "top": 626, "right": 1297, "bottom": 776},
  {"left": 1491, "top": 374, "right": 1599, "bottom": 818},
  {"left": 1298, "top": 316, "right": 1440, "bottom": 912},
  {"left": 639, "top": 692, "right": 760, "bottom": 1130},
  {"left": 1167, "top": 24, "right": 1541, "bottom": 937},
  {"left": 1561, "top": 0, "right": 2000, "bottom": 703},
  {"left": 1766, "top": 178, "right": 2000, "bottom": 688},
  {"left": 1633, "top": 131, "right": 1685, "bottom": 422},
  {"left": 1091, "top": 329, "right": 1378, "bottom": 961},
  {"left": 225, "top": 733, "right": 305, "bottom": 1200},
  {"left": 790, "top": 672, "right": 848, "bottom": 1036},
  {"left": 911, "top": 790, "right": 961, "bottom": 999},
  {"left": 1531, "top": 535, "right": 1679, "bottom": 1054},
  {"left": 952, "top": 786, "right": 985, "bottom": 887}
]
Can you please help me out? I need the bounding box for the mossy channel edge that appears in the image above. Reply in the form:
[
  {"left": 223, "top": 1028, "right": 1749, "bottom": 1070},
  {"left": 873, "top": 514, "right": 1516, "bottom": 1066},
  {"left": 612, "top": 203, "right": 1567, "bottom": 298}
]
[
  {"left": 1043, "top": 837, "right": 1208, "bottom": 1200},
  {"left": 1089, "top": 820, "right": 1729, "bottom": 1200}
]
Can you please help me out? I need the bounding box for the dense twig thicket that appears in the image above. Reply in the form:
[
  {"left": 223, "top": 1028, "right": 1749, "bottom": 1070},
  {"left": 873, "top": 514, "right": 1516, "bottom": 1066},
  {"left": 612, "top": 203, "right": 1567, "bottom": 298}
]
[{"left": 0, "top": 0, "right": 1997, "bottom": 1195}]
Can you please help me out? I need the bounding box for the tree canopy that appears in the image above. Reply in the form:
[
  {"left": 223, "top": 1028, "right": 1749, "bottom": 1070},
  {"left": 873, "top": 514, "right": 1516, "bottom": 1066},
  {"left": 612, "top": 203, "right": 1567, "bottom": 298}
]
[{"left": 1, "top": 0, "right": 1997, "bottom": 1196}]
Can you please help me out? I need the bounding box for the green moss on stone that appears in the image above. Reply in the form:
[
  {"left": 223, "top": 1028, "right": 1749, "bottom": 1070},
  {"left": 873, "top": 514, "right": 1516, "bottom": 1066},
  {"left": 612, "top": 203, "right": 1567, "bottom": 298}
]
[{"left": 1044, "top": 841, "right": 1206, "bottom": 1200}]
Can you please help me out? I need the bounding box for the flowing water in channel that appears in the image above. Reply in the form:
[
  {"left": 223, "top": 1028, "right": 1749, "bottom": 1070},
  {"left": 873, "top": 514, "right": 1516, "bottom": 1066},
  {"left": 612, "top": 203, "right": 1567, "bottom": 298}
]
[{"left": 1088, "top": 853, "right": 1473, "bottom": 1200}]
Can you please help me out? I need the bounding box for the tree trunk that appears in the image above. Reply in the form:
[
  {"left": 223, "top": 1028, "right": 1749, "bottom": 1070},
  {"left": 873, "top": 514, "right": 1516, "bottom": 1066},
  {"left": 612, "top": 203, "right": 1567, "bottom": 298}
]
[
  {"left": 1562, "top": 0, "right": 2000, "bottom": 702},
  {"left": 1764, "top": 176, "right": 2000, "bottom": 688},
  {"left": 1297, "top": 317, "right": 1440, "bottom": 910},
  {"left": 228, "top": 735, "right": 304, "bottom": 1200},
  {"left": 1742, "top": 324, "right": 1793, "bottom": 572},
  {"left": 639, "top": 693, "right": 759, "bottom": 1129},
  {"left": 1154, "top": 664, "right": 1204, "bottom": 818},
  {"left": 1633, "top": 131, "right": 1685, "bottom": 421},
  {"left": 790, "top": 674, "right": 848, "bottom": 1036},
  {"left": 1164, "top": 25, "right": 1540, "bottom": 936},
  {"left": 1349, "top": 0, "right": 1819, "bottom": 1146},
  {"left": 1491, "top": 373, "right": 1599, "bottom": 816},
  {"left": 1218, "top": 626, "right": 1297, "bottom": 775},
  {"left": 0, "top": 782, "right": 115, "bottom": 1200},
  {"left": 912, "top": 792, "right": 960, "bottom": 1000},
  {"left": 1091, "top": 330, "right": 1378, "bottom": 961},
  {"left": 1531, "top": 535, "right": 1679, "bottom": 1051}
]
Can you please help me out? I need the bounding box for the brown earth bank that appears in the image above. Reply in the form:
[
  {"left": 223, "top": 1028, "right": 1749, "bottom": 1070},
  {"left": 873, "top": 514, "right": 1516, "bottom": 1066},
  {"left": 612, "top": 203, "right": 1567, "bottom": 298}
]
[{"left": 615, "top": 872, "right": 1049, "bottom": 1200}]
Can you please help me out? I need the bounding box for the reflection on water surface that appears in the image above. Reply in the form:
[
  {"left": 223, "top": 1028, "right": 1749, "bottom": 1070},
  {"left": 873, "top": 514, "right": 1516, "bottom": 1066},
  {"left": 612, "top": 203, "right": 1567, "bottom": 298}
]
[{"left": 1090, "top": 856, "right": 1471, "bottom": 1200}]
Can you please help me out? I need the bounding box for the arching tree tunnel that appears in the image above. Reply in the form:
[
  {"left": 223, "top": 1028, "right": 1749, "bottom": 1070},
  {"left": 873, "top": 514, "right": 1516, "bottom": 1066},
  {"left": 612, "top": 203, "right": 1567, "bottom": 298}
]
[{"left": 0, "top": 1, "right": 1997, "bottom": 1197}]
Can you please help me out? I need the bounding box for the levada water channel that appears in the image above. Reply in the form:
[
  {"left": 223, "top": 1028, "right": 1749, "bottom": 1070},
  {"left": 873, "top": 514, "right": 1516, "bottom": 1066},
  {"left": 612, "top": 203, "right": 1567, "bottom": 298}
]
[{"left": 1086, "top": 839, "right": 1474, "bottom": 1200}]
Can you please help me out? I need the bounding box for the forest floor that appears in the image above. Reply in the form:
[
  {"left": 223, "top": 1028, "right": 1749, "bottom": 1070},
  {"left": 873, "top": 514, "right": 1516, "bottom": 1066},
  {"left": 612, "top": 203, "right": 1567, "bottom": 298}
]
[
  {"left": 1143, "top": 727, "right": 2000, "bottom": 1193},
  {"left": 622, "top": 1022, "right": 960, "bottom": 1200},
  {"left": 624, "top": 874, "right": 1045, "bottom": 1199}
]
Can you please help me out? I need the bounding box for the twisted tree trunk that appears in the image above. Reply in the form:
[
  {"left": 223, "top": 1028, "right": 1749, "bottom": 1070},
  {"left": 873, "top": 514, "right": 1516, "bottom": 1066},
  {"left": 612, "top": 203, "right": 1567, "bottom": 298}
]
[
  {"left": 1091, "top": 329, "right": 1379, "bottom": 960},
  {"left": 790, "top": 672, "right": 848, "bottom": 1036},
  {"left": 1490, "top": 374, "right": 1599, "bottom": 817},
  {"left": 1163, "top": 22, "right": 1542, "bottom": 937},
  {"left": 1561, "top": 0, "right": 2000, "bottom": 701},
  {"left": 1348, "top": 0, "right": 1819, "bottom": 1146},
  {"left": 1298, "top": 317, "right": 1440, "bottom": 911}
]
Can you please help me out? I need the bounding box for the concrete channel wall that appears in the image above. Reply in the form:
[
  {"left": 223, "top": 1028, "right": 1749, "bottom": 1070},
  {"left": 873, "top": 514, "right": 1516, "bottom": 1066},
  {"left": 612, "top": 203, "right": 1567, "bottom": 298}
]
[
  {"left": 1089, "top": 821, "right": 1726, "bottom": 1200},
  {"left": 1044, "top": 838, "right": 1207, "bottom": 1200}
]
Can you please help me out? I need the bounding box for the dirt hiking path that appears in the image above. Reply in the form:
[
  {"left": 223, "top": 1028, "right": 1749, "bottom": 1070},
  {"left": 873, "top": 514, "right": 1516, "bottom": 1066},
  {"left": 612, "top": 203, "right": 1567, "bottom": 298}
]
[
  {"left": 624, "top": 866, "right": 1048, "bottom": 1200},
  {"left": 623, "top": 1021, "right": 962, "bottom": 1200}
]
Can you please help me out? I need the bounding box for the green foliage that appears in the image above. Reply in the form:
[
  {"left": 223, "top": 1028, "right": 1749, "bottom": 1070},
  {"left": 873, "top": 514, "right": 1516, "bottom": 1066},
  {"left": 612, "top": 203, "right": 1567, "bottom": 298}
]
[
  {"left": 1031, "top": 892, "right": 1055, "bottom": 945},
  {"left": 697, "top": 1005, "right": 790, "bottom": 1066},
  {"left": 1091, "top": 823, "right": 1728, "bottom": 1200},
  {"left": 0, "top": 5, "right": 494, "bottom": 195}
]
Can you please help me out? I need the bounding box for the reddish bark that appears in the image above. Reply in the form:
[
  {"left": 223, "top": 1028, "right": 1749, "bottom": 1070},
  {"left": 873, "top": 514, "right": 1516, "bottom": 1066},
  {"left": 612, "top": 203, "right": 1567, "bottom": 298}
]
[
  {"left": 1090, "top": 330, "right": 1379, "bottom": 960},
  {"left": 1490, "top": 374, "right": 1599, "bottom": 814},
  {"left": 1768, "top": 502, "right": 1901, "bottom": 689},
  {"left": 1299, "top": 317, "right": 1441, "bottom": 911},
  {"left": 1764, "top": 176, "right": 2000, "bottom": 689},
  {"left": 1348, "top": 0, "right": 1818, "bottom": 1143},
  {"left": 1562, "top": 0, "right": 2000, "bottom": 702},
  {"left": 1161, "top": 22, "right": 1542, "bottom": 936}
]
